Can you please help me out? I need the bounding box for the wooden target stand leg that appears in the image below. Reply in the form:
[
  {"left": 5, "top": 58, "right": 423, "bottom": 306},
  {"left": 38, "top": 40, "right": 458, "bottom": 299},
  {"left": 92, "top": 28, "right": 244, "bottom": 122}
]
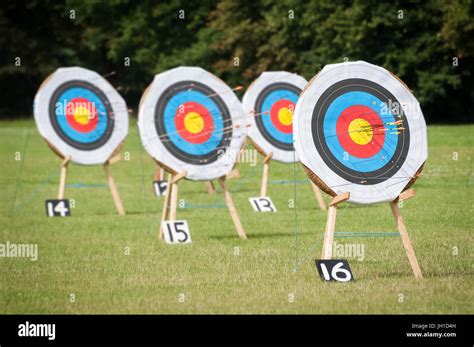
[
  {"left": 159, "top": 171, "right": 186, "bottom": 239},
  {"left": 390, "top": 189, "right": 423, "bottom": 279},
  {"left": 218, "top": 170, "right": 247, "bottom": 240},
  {"left": 205, "top": 181, "right": 216, "bottom": 194},
  {"left": 159, "top": 170, "right": 247, "bottom": 240},
  {"left": 258, "top": 148, "right": 326, "bottom": 210},
  {"left": 320, "top": 189, "right": 422, "bottom": 279},
  {"left": 154, "top": 165, "right": 165, "bottom": 181},
  {"left": 321, "top": 192, "right": 350, "bottom": 259},
  {"left": 260, "top": 152, "right": 273, "bottom": 197},
  {"left": 54, "top": 147, "right": 125, "bottom": 215},
  {"left": 311, "top": 182, "right": 327, "bottom": 211},
  {"left": 58, "top": 156, "right": 71, "bottom": 199},
  {"left": 103, "top": 154, "right": 125, "bottom": 216},
  {"left": 154, "top": 163, "right": 214, "bottom": 195}
]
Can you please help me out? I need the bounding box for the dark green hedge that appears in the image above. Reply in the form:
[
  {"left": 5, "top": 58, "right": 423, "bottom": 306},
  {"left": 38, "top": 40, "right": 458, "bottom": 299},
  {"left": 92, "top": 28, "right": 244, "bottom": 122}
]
[{"left": 1, "top": 0, "right": 473, "bottom": 123}]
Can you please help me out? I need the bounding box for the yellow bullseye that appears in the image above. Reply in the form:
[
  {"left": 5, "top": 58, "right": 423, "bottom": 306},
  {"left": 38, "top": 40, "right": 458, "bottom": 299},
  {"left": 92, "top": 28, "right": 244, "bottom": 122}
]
[
  {"left": 278, "top": 107, "right": 293, "bottom": 126},
  {"left": 348, "top": 118, "right": 373, "bottom": 145},
  {"left": 73, "top": 106, "right": 91, "bottom": 125},
  {"left": 184, "top": 112, "right": 204, "bottom": 134}
]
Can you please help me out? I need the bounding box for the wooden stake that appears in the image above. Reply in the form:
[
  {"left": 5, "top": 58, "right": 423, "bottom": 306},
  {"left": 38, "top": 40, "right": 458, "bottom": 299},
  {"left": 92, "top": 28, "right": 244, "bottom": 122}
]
[
  {"left": 169, "top": 182, "right": 178, "bottom": 221},
  {"left": 321, "top": 206, "right": 337, "bottom": 259},
  {"left": 321, "top": 192, "right": 350, "bottom": 259},
  {"left": 260, "top": 152, "right": 273, "bottom": 197},
  {"left": 103, "top": 161, "right": 125, "bottom": 216},
  {"left": 171, "top": 171, "right": 187, "bottom": 185},
  {"left": 58, "top": 156, "right": 71, "bottom": 200},
  {"left": 154, "top": 165, "right": 164, "bottom": 181},
  {"left": 226, "top": 169, "right": 240, "bottom": 180},
  {"left": 218, "top": 177, "right": 247, "bottom": 240},
  {"left": 396, "top": 188, "right": 416, "bottom": 202},
  {"left": 318, "top": 189, "right": 422, "bottom": 279},
  {"left": 390, "top": 201, "right": 423, "bottom": 279},
  {"left": 329, "top": 192, "right": 350, "bottom": 207},
  {"left": 206, "top": 181, "right": 216, "bottom": 194},
  {"left": 311, "top": 181, "right": 327, "bottom": 210},
  {"left": 108, "top": 154, "right": 121, "bottom": 165},
  {"left": 169, "top": 171, "right": 186, "bottom": 221},
  {"left": 159, "top": 173, "right": 173, "bottom": 240},
  {"left": 159, "top": 171, "right": 186, "bottom": 239}
]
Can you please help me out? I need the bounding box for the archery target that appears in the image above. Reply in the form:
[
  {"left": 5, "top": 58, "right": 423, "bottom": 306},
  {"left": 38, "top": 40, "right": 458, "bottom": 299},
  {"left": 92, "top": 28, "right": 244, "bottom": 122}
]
[
  {"left": 293, "top": 61, "right": 427, "bottom": 204},
  {"left": 243, "top": 72, "right": 307, "bottom": 163},
  {"left": 138, "top": 67, "right": 247, "bottom": 181},
  {"left": 34, "top": 67, "right": 128, "bottom": 165}
]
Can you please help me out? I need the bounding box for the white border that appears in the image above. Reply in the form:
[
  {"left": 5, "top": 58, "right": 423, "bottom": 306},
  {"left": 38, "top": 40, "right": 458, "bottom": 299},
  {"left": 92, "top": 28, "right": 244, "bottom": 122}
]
[
  {"left": 33, "top": 67, "right": 128, "bottom": 165},
  {"left": 242, "top": 71, "right": 307, "bottom": 163},
  {"left": 293, "top": 61, "right": 428, "bottom": 204},
  {"left": 138, "top": 67, "right": 247, "bottom": 181}
]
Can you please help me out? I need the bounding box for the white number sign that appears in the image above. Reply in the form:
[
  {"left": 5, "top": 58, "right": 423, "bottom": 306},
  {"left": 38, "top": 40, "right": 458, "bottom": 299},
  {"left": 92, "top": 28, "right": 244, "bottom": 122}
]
[
  {"left": 162, "top": 220, "right": 191, "bottom": 244},
  {"left": 153, "top": 180, "right": 168, "bottom": 196},
  {"left": 249, "top": 197, "right": 277, "bottom": 212}
]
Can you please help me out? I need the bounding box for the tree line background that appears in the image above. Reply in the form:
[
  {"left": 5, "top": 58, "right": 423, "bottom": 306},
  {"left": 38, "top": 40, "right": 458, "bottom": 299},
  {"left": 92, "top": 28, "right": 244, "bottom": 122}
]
[{"left": 1, "top": 0, "right": 473, "bottom": 123}]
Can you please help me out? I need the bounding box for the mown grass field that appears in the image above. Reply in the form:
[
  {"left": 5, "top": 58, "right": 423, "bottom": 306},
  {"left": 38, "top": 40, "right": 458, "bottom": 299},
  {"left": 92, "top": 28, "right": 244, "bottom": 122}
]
[{"left": 0, "top": 119, "right": 472, "bottom": 313}]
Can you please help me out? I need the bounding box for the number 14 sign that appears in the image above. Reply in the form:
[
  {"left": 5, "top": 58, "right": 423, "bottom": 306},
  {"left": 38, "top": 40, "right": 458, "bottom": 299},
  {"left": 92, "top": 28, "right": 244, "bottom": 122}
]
[{"left": 45, "top": 199, "right": 70, "bottom": 217}]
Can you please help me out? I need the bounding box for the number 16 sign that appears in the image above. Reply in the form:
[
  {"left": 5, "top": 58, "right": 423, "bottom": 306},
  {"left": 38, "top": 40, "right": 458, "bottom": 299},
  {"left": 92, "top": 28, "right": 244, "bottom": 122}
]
[{"left": 315, "top": 259, "right": 354, "bottom": 282}]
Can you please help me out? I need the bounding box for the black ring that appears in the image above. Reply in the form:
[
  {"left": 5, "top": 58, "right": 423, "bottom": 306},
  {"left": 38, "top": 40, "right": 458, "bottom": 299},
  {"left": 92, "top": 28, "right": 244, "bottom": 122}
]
[
  {"left": 311, "top": 78, "right": 410, "bottom": 185},
  {"left": 254, "top": 82, "right": 301, "bottom": 151},
  {"left": 154, "top": 81, "right": 233, "bottom": 166},
  {"left": 49, "top": 80, "right": 114, "bottom": 151}
]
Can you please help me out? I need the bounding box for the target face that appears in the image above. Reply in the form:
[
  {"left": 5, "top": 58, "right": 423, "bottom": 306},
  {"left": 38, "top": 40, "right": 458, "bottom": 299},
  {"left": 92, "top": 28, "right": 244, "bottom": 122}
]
[
  {"left": 49, "top": 81, "right": 114, "bottom": 150},
  {"left": 155, "top": 80, "right": 232, "bottom": 165},
  {"left": 34, "top": 67, "right": 128, "bottom": 165},
  {"left": 314, "top": 78, "right": 410, "bottom": 185},
  {"left": 243, "top": 72, "right": 307, "bottom": 163},
  {"left": 138, "top": 67, "right": 247, "bottom": 181},
  {"left": 294, "top": 61, "right": 427, "bottom": 204}
]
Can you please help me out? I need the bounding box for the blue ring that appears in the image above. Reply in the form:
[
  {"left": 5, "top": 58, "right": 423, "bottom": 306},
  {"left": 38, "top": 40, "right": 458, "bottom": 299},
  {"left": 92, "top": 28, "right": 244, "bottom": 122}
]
[
  {"left": 163, "top": 90, "right": 224, "bottom": 156},
  {"left": 260, "top": 89, "right": 298, "bottom": 144},
  {"left": 55, "top": 87, "right": 108, "bottom": 144},
  {"left": 323, "top": 91, "right": 397, "bottom": 172}
]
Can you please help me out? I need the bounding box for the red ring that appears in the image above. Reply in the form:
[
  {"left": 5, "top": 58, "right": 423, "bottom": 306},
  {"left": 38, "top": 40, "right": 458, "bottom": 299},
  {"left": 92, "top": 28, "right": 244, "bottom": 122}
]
[
  {"left": 174, "top": 101, "right": 213, "bottom": 144},
  {"left": 336, "top": 105, "right": 385, "bottom": 158},
  {"left": 270, "top": 99, "right": 294, "bottom": 134},
  {"left": 65, "top": 97, "right": 98, "bottom": 133}
]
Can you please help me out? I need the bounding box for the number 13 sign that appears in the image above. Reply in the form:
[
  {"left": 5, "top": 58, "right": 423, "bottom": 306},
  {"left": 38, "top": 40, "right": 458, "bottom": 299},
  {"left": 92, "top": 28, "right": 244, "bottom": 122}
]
[{"left": 249, "top": 197, "right": 277, "bottom": 212}]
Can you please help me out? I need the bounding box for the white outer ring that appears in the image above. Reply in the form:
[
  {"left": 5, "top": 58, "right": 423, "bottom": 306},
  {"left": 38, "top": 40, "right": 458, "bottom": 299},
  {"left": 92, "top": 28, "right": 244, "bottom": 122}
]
[
  {"left": 33, "top": 67, "right": 129, "bottom": 165},
  {"left": 242, "top": 71, "right": 307, "bottom": 163},
  {"left": 138, "top": 67, "right": 247, "bottom": 181},
  {"left": 293, "top": 61, "right": 428, "bottom": 204}
]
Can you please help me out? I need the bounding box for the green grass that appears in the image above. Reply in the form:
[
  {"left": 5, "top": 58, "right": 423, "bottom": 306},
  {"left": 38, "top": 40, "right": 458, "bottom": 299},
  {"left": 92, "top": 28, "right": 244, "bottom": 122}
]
[{"left": 0, "top": 119, "right": 473, "bottom": 314}]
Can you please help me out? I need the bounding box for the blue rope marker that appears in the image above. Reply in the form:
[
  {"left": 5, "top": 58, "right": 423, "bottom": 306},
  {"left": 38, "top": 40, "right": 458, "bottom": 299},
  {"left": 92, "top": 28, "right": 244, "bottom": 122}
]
[
  {"left": 66, "top": 183, "right": 109, "bottom": 188},
  {"left": 335, "top": 231, "right": 400, "bottom": 238},
  {"left": 181, "top": 202, "right": 226, "bottom": 209}
]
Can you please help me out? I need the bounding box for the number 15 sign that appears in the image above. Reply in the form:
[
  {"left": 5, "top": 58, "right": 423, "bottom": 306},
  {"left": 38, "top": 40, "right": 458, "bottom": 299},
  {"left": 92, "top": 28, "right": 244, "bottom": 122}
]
[{"left": 161, "top": 220, "right": 192, "bottom": 244}]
